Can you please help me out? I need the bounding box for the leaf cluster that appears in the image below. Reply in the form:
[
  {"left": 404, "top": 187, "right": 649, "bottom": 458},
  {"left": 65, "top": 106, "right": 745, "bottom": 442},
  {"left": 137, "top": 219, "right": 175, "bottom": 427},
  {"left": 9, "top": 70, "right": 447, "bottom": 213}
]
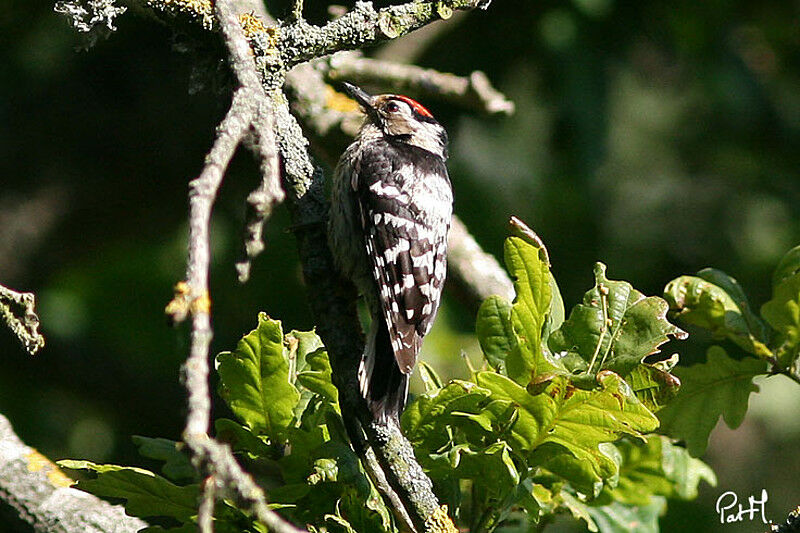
[
  {"left": 402, "top": 232, "right": 713, "bottom": 532},
  {"left": 661, "top": 245, "right": 800, "bottom": 456},
  {"left": 61, "top": 313, "right": 393, "bottom": 532},
  {"left": 57, "top": 229, "right": 751, "bottom": 533}
]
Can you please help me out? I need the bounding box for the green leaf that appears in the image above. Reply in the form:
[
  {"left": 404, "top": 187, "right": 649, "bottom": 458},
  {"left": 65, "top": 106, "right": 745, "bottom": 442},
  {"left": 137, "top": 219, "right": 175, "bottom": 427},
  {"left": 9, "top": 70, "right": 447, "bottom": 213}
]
[
  {"left": 214, "top": 418, "right": 274, "bottom": 460},
  {"left": 771, "top": 244, "right": 800, "bottom": 287},
  {"left": 550, "top": 263, "right": 687, "bottom": 376},
  {"left": 475, "top": 372, "right": 658, "bottom": 479},
  {"left": 58, "top": 460, "right": 198, "bottom": 522},
  {"left": 544, "top": 273, "right": 566, "bottom": 340},
  {"left": 664, "top": 269, "right": 770, "bottom": 357},
  {"left": 504, "top": 236, "right": 563, "bottom": 383},
  {"left": 457, "top": 441, "right": 519, "bottom": 491},
  {"left": 417, "top": 361, "right": 443, "bottom": 391},
  {"left": 476, "top": 295, "right": 514, "bottom": 372},
  {"left": 427, "top": 441, "right": 520, "bottom": 506},
  {"left": 761, "top": 264, "right": 800, "bottom": 363},
  {"left": 296, "top": 348, "right": 339, "bottom": 409},
  {"left": 285, "top": 328, "right": 325, "bottom": 378},
  {"left": 586, "top": 497, "right": 666, "bottom": 533},
  {"left": 624, "top": 356, "right": 681, "bottom": 413},
  {"left": 132, "top": 436, "right": 197, "bottom": 483},
  {"left": 285, "top": 329, "right": 326, "bottom": 421},
  {"left": 531, "top": 442, "right": 616, "bottom": 497},
  {"left": 657, "top": 346, "right": 767, "bottom": 456},
  {"left": 306, "top": 440, "right": 367, "bottom": 493},
  {"left": 659, "top": 437, "right": 717, "bottom": 499},
  {"left": 607, "top": 436, "right": 715, "bottom": 506},
  {"left": 401, "top": 380, "right": 493, "bottom": 449},
  {"left": 559, "top": 490, "right": 598, "bottom": 532},
  {"left": 216, "top": 313, "right": 300, "bottom": 443}
]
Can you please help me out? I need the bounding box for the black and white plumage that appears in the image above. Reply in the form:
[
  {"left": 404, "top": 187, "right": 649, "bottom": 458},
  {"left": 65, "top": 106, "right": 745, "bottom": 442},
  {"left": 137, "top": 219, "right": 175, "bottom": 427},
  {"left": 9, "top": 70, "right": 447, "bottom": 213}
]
[{"left": 328, "top": 83, "right": 453, "bottom": 421}]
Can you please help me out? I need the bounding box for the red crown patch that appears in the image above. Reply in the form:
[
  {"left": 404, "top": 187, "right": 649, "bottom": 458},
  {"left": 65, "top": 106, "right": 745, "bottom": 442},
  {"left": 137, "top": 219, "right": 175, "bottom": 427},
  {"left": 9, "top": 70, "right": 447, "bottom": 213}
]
[{"left": 393, "top": 95, "right": 434, "bottom": 119}]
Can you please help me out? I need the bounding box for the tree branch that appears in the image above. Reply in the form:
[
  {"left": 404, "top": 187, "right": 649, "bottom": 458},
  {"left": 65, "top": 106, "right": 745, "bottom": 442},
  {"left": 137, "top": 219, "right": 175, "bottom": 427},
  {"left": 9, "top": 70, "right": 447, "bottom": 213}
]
[
  {"left": 325, "top": 51, "right": 514, "bottom": 115},
  {"left": 447, "top": 217, "right": 514, "bottom": 308},
  {"left": 165, "top": 2, "right": 296, "bottom": 532},
  {"left": 0, "top": 414, "right": 147, "bottom": 533},
  {"left": 279, "top": 0, "right": 492, "bottom": 66},
  {"left": 0, "top": 283, "right": 45, "bottom": 356}
]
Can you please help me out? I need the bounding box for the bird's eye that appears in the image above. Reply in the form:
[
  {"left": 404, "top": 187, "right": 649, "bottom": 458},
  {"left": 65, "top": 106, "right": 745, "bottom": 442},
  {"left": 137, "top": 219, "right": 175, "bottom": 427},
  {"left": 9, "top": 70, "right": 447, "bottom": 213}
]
[{"left": 385, "top": 102, "right": 400, "bottom": 113}]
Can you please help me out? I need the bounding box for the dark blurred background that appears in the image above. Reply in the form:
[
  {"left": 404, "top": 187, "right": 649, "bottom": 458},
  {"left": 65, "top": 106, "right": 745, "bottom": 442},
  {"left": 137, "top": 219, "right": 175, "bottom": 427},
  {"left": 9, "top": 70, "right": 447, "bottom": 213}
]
[{"left": 1, "top": 0, "right": 798, "bottom": 531}]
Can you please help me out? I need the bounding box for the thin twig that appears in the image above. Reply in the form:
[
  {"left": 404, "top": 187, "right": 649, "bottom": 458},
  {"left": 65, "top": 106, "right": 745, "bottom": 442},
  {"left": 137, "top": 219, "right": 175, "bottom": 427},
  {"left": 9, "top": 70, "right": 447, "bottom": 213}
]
[
  {"left": 171, "top": 2, "right": 301, "bottom": 532},
  {"left": 176, "top": 88, "right": 251, "bottom": 533},
  {"left": 214, "top": 0, "right": 283, "bottom": 283},
  {"left": 198, "top": 476, "right": 216, "bottom": 532},
  {"left": 326, "top": 51, "right": 514, "bottom": 115},
  {"left": 0, "top": 283, "right": 45, "bottom": 355},
  {"left": 237, "top": 102, "right": 283, "bottom": 282}
]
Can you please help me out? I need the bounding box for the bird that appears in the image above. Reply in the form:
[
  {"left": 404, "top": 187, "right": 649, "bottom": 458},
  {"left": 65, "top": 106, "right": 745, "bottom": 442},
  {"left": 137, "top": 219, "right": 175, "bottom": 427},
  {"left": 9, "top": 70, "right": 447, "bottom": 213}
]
[{"left": 328, "top": 82, "right": 453, "bottom": 421}]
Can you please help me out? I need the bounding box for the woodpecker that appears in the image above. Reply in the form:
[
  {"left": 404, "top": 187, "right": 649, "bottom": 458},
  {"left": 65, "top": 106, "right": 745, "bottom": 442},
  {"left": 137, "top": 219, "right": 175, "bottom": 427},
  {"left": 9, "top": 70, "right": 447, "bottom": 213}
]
[{"left": 328, "top": 83, "right": 453, "bottom": 421}]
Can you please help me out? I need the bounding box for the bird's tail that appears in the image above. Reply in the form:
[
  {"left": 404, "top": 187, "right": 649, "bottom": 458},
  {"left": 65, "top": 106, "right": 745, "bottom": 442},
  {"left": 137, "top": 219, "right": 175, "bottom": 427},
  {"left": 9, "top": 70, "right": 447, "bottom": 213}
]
[{"left": 359, "top": 318, "right": 409, "bottom": 422}]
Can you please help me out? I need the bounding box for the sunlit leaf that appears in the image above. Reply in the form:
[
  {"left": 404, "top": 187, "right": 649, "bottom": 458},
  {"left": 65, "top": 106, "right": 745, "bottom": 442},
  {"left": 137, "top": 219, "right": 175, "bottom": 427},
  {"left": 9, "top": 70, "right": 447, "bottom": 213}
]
[
  {"left": 624, "top": 357, "right": 681, "bottom": 413},
  {"left": 285, "top": 329, "right": 326, "bottom": 422},
  {"left": 586, "top": 497, "right": 666, "bottom": 533},
  {"left": 476, "top": 295, "right": 514, "bottom": 372},
  {"left": 285, "top": 328, "right": 325, "bottom": 379},
  {"left": 664, "top": 269, "right": 769, "bottom": 357},
  {"left": 657, "top": 346, "right": 767, "bottom": 456},
  {"left": 544, "top": 273, "right": 566, "bottom": 340},
  {"left": 417, "top": 361, "right": 443, "bottom": 391},
  {"left": 58, "top": 460, "right": 198, "bottom": 522},
  {"left": 771, "top": 245, "right": 800, "bottom": 287},
  {"left": 550, "top": 263, "right": 686, "bottom": 377},
  {"left": 531, "top": 441, "right": 616, "bottom": 497},
  {"left": 504, "top": 236, "right": 564, "bottom": 383},
  {"left": 297, "top": 348, "right": 339, "bottom": 409},
  {"left": 475, "top": 371, "right": 658, "bottom": 483},
  {"left": 427, "top": 441, "right": 519, "bottom": 505},
  {"left": 607, "top": 436, "right": 715, "bottom": 506},
  {"left": 559, "top": 490, "right": 598, "bottom": 532},
  {"left": 216, "top": 313, "right": 300, "bottom": 444},
  {"left": 401, "top": 380, "right": 493, "bottom": 449},
  {"left": 761, "top": 255, "right": 800, "bottom": 365}
]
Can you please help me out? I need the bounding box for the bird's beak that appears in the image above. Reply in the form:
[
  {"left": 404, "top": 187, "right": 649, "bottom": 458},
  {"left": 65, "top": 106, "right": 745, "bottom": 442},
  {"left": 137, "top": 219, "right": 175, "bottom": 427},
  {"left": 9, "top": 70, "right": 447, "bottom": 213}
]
[{"left": 343, "top": 82, "right": 374, "bottom": 113}]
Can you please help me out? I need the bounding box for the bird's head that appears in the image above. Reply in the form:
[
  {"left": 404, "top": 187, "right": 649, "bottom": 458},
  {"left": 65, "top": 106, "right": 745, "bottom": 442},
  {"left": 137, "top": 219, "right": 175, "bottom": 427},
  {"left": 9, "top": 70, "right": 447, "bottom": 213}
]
[{"left": 344, "top": 82, "right": 448, "bottom": 160}]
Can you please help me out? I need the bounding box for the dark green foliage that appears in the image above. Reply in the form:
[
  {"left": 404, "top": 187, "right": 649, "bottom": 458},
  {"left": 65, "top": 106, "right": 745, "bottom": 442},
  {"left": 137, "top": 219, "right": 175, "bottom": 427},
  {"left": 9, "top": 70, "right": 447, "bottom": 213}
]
[
  {"left": 401, "top": 231, "right": 710, "bottom": 532},
  {"left": 662, "top": 245, "right": 800, "bottom": 457}
]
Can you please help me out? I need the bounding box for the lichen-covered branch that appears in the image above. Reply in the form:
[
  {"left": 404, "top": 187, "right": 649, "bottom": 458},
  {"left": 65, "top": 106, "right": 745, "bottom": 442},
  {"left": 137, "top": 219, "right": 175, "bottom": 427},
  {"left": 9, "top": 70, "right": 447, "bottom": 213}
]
[
  {"left": 215, "top": 0, "right": 283, "bottom": 283},
  {"left": 0, "top": 414, "right": 147, "bottom": 533},
  {"left": 0, "top": 283, "right": 45, "bottom": 356},
  {"left": 325, "top": 51, "right": 514, "bottom": 115},
  {"left": 164, "top": 2, "right": 298, "bottom": 532},
  {"left": 279, "top": 0, "right": 492, "bottom": 66}
]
